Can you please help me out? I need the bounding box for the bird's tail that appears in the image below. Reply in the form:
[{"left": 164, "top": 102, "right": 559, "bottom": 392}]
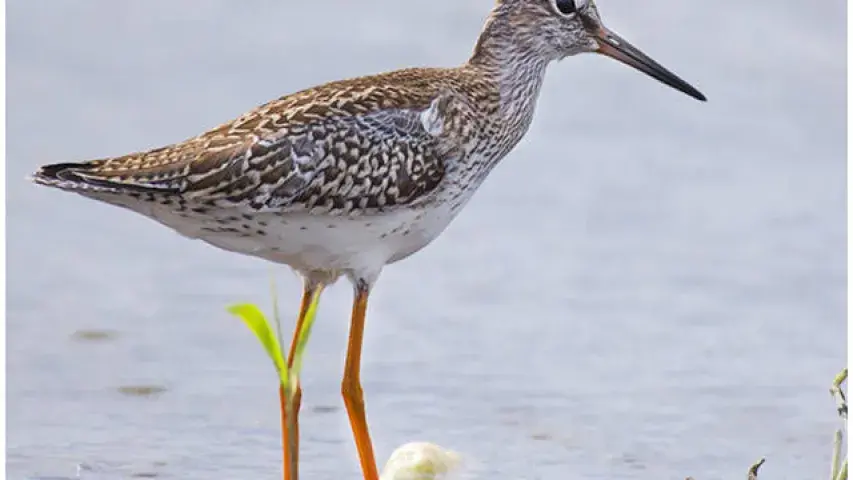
[
  {"left": 31, "top": 147, "right": 189, "bottom": 195},
  {"left": 31, "top": 160, "right": 114, "bottom": 193}
]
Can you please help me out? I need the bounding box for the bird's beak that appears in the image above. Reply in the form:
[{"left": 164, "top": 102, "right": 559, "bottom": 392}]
[{"left": 593, "top": 26, "right": 706, "bottom": 102}]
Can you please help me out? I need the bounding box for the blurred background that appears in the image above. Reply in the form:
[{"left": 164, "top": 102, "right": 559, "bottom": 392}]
[{"left": 7, "top": 1, "right": 846, "bottom": 479}]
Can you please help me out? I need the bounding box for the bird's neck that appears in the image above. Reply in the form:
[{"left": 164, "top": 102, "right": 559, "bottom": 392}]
[{"left": 467, "top": 11, "right": 551, "bottom": 144}]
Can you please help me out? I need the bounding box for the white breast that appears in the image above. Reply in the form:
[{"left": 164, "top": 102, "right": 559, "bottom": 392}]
[{"left": 143, "top": 194, "right": 466, "bottom": 278}]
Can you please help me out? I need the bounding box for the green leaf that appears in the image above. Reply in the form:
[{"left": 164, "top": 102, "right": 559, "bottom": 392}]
[{"left": 227, "top": 303, "right": 288, "bottom": 387}]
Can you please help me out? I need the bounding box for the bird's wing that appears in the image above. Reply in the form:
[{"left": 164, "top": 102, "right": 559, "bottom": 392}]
[
  {"left": 184, "top": 93, "right": 466, "bottom": 214},
  {"left": 33, "top": 69, "right": 479, "bottom": 215}
]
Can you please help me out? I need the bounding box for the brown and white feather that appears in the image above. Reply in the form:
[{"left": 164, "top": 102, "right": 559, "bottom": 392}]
[{"left": 31, "top": 0, "right": 584, "bottom": 282}]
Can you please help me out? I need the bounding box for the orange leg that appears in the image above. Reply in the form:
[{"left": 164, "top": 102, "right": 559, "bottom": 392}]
[
  {"left": 282, "top": 282, "right": 323, "bottom": 480},
  {"left": 342, "top": 284, "right": 379, "bottom": 480}
]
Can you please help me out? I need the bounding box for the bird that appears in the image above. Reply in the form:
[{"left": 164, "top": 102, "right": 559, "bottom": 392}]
[{"left": 31, "top": 0, "right": 705, "bottom": 479}]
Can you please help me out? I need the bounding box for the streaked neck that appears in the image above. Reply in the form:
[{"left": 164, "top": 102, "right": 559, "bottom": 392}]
[
  {"left": 467, "top": 9, "right": 550, "bottom": 117},
  {"left": 467, "top": 10, "right": 550, "bottom": 151}
]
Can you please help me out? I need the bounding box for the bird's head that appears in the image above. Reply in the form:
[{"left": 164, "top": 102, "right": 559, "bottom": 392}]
[{"left": 482, "top": 0, "right": 706, "bottom": 101}]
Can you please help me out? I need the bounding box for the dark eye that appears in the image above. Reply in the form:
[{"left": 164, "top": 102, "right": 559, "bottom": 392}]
[{"left": 554, "top": 0, "right": 577, "bottom": 15}]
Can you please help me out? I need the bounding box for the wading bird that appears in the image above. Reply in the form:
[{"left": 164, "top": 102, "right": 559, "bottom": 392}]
[{"left": 32, "top": 0, "right": 705, "bottom": 478}]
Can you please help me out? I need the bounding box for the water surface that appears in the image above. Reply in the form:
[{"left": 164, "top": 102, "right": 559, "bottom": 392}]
[{"left": 7, "top": 1, "right": 846, "bottom": 479}]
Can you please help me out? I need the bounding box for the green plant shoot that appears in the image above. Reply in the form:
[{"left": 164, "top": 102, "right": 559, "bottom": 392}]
[
  {"left": 227, "top": 283, "right": 321, "bottom": 397},
  {"left": 227, "top": 278, "right": 324, "bottom": 480},
  {"left": 227, "top": 303, "right": 289, "bottom": 388}
]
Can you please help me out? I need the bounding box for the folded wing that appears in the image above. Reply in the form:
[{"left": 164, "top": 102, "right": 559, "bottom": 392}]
[{"left": 32, "top": 76, "right": 470, "bottom": 215}]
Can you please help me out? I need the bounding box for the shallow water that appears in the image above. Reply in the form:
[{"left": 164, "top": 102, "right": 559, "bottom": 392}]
[{"left": 7, "top": 1, "right": 846, "bottom": 479}]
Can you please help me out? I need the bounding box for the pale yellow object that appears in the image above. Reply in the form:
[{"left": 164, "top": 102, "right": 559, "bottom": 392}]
[{"left": 380, "top": 442, "right": 463, "bottom": 480}]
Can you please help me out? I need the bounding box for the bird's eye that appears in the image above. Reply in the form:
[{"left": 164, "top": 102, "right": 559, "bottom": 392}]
[
  {"left": 553, "top": 0, "right": 590, "bottom": 16},
  {"left": 553, "top": 0, "right": 577, "bottom": 15}
]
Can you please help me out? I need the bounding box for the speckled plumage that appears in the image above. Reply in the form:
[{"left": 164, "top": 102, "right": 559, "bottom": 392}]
[
  {"left": 31, "top": 2, "right": 705, "bottom": 479},
  {"left": 32, "top": 11, "right": 549, "bottom": 283},
  {"left": 38, "top": 69, "right": 490, "bottom": 213},
  {"left": 34, "top": 65, "right": 511, "bottom": 282},
  {"left": 31, "top": 0, "right": 706, "bottom": 286}
]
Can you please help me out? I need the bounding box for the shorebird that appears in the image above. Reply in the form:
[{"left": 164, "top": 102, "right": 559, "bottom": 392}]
[{"left": 32, "top": 0, "right": 705, "bottom": 478}]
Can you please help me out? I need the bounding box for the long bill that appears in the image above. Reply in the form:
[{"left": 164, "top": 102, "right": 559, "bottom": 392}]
[{"left": 593, "top": 26, "right": 707, "bottom": 102}]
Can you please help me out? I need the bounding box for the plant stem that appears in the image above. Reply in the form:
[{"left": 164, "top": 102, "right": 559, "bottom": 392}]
[
  {"left": 832, "top": 428, "right": 843, "bottom": 480},
  {"left": 280, "top": 385, "right": 298, "bottom": 480},
  {"left": 747, "top": 457, "right": 765, "bottom": 479},
  {"left": 830, "top": 368, "right": 848, "bottom": 480}
]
